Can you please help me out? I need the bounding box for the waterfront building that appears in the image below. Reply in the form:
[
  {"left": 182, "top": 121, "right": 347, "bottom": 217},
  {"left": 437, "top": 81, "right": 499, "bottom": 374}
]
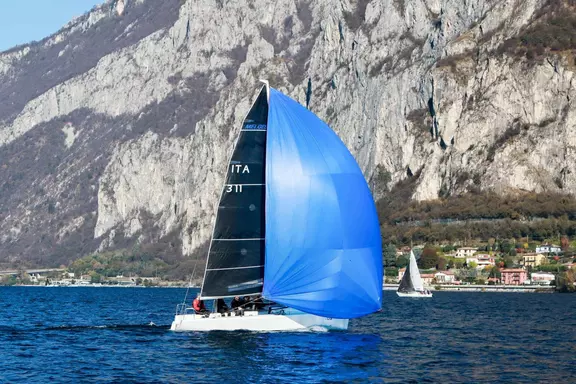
[
  {"left": 501, "top": 268, "right": 528, "bottom": 285},
  {"left": 421, "top": 274, "right": 435, "bottom": 285},
  {"left": 434, "top": 271, "right": 456, "bottom": 283},
  {"left": 530, "top": 272, "right": 555, "bottom": 285}
]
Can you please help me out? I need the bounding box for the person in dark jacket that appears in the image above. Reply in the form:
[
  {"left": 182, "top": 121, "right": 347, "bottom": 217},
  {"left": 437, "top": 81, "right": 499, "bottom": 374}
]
[
  {"left": 216, "top": 298, "right": 229, "bottom": 314},
  {"left": 253, "top": 295, "right": 265, "bottom": 310},
  {"left": 230, "top": 296, "right": 243, "bottom": 309},
  {"left": 243, "top": 296, "right": 253, "bottom": 310}
]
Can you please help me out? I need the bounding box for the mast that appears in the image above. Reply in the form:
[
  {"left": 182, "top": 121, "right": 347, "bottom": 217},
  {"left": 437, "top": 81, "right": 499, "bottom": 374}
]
[{"left": 200, "top": 86, "right": 269, "bottom": 299}]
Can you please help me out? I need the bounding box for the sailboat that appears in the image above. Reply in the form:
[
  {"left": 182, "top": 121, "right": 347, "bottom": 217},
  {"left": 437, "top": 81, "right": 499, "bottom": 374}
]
[
  {"left": 396, "top": 251, "right": 433, "bottom": 297},
  {"left": 170, "top": 82, "right": 383, "bottom": 332}
]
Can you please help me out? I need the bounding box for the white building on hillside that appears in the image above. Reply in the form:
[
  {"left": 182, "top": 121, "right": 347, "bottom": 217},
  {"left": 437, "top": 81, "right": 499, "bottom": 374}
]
[
  {"left": 535, "top": 244, "right": 561, "bottom": 254},
  {"left": 455, "top": 247, "right": 477, "bottom": 258},
  {"left": 466, "top": 254, "right": 496, "bottom": 269}
]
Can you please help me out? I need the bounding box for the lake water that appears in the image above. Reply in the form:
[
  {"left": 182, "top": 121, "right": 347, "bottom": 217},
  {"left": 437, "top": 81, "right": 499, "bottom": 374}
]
[{"left": 0, "top": 287, "right": 574, "bottom": 383}]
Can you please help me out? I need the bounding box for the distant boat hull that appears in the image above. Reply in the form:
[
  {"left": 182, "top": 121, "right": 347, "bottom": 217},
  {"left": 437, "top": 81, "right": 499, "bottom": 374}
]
[
  {"left": 396, "top": 291, "right": 433, "bottom": 298},
  {"left": 170, "top": 309, "right": 349, "bottom": 332}
]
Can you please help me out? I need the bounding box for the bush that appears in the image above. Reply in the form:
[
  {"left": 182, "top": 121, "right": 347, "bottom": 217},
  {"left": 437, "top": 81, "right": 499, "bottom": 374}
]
[
  {"left": 537, "top": 265, "right": 568, "bottom": 273},
  {"left": 442, "top": 245, "right": 455, "bottom": 252},
  {"left": 383, "top": 244, "right": 397, "bottom": 267},
  {"left": 396, "top": 255, "right": 409, "bottom": 268},
  {"left": 498, "top": 2, "right": 576, "bottom": 63},
  {"left": 556, "top": 268, "right": 575, "bottom": 293},
  {"left": 385, "top": 267, "right": 399, "bottom": 277}
]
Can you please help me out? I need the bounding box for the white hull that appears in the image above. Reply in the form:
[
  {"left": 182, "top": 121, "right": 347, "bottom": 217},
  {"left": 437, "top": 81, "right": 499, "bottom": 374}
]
[
  {"left": 396, "top": 291, "right": 433, "bottom": 298},
  {"left": 170, "top": 309, "right": 349, "bottom": 332}
]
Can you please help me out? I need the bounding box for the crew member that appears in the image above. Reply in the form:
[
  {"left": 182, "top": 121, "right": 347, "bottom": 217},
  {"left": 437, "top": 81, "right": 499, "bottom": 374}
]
[
  {"left": 231, "top": 296, "right": 243, "bottom": 309},
  {"left": 193, "top": 294, "right": 207, "bottom": 314},
  {"left": 253, "top": 295, "right": 265, "bottom": 310},
  {"left": 216, "top": 298, "right": 229, "bottom": 314},
  {"left": 243, "top": 296, "right": 253, "bottom": 310}
]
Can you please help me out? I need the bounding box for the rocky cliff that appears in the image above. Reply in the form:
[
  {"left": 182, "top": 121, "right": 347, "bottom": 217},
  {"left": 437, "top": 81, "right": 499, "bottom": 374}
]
[{"left": 1, "top": 0, "right": 575, "bottom": 267}]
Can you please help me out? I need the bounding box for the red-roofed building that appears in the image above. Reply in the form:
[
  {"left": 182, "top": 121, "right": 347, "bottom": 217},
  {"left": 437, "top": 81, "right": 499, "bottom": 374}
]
[{"left": 421, "top": 274, "right": 435, "bottom": 285}]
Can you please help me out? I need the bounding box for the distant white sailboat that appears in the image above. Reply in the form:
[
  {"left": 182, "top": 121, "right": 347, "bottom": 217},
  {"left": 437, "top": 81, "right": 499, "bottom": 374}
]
[
  {"left": 170, "top": 82, "right": 383, "bottom": 332},
  {"left": 397, "top": 251, "right": 433, "bottom": 298}
]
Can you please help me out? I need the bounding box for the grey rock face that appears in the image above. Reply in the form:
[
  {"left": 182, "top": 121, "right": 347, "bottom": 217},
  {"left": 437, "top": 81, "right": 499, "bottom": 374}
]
[{"left": 0, "top": 0, "right": 573, "bottom": 265}]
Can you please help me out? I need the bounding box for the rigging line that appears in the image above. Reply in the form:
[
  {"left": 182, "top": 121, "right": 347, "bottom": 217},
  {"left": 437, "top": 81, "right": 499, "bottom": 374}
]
[
  {"left": 182, "top": 262, "right": 197, "bottom": 306},
  {"left": 182, "top": 251, "right": 200, "bottom": 306}
]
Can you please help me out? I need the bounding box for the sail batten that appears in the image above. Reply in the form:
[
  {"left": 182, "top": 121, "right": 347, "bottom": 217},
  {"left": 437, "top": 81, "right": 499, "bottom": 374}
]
[{"left": 200, "top": 87, "right": 268, "bottom": 299}]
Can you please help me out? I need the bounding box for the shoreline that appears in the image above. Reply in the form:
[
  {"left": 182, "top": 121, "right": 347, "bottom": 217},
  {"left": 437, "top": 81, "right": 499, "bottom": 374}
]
[
  {"left": 1, "top": 284, "right": 196, "bottom": 289},
  {"left": 383, "top": 283, "right": 556, "bottom": 293},
  {"left": 2, "top": 284, "right": 558, "bottom": 292}
]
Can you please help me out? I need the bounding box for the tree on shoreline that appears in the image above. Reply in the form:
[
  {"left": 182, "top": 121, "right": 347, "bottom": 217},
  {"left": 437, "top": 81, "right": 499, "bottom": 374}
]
[
  {"left": 557, "top": 269, "right": 575, "bottom": 293},
  {"left": 419, "top": 247, "right": 439, "bottom": 269},
  {"left": 383, "top": 244, "right": 397, "bottom": 268}
]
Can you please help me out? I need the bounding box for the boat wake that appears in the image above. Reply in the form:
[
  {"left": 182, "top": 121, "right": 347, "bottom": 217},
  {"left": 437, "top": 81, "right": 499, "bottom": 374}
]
[
  {"left": 44, "top": 323, "right": 170, "bottom": 331},
  {"left": 0, "top": 323, "right": 170, "bottom": 333}
]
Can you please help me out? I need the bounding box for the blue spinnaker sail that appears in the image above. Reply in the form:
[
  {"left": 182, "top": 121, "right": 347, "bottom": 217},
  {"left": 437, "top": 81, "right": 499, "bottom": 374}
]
[{"left": 262, "top": 88, "right": 382, "bottom": 319}]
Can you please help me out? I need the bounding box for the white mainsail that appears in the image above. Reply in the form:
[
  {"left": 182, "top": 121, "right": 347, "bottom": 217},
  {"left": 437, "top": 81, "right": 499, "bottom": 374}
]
[{"left": 408, "top": 251, "right": 424, "bottom": 291}]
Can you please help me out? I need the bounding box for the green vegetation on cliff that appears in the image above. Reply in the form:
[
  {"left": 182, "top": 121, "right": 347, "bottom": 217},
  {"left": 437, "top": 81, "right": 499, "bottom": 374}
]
[
  {"left": 68, "top": 241, "right": 208, "bottom": 281},
  {"left": 500, "top": 0, "right": 576, "bottom": 62},
  {"left": 377, "top": 184, "right": 576, "bottom": 245}
]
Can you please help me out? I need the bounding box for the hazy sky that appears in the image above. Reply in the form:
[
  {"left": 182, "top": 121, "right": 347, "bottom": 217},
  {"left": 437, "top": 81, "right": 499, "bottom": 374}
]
[{"left": 0, "top": 0, "right": 104, "bottom": 52}]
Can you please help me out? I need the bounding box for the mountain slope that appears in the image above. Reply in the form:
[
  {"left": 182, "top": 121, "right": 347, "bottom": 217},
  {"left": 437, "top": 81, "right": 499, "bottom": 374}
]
[{"left": 1, "top": 0, "right": 574, "bottom": 267}]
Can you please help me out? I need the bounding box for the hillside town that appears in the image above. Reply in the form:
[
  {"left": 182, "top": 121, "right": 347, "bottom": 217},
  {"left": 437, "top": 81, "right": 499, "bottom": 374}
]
[
  {"left": 0, "top": 268, "right": 185, "bottom": 288},
  {"left": 384, "top": 242, "right": 576, "bottom": 292},
  {"left": 2, "top": 242, "right": 575, "bottom": 292}
]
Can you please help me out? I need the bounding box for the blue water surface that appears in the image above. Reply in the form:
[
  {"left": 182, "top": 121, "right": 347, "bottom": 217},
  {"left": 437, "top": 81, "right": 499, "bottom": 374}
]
[{"left": 0, "top": 287, "right": 574, "bottom": 383}]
